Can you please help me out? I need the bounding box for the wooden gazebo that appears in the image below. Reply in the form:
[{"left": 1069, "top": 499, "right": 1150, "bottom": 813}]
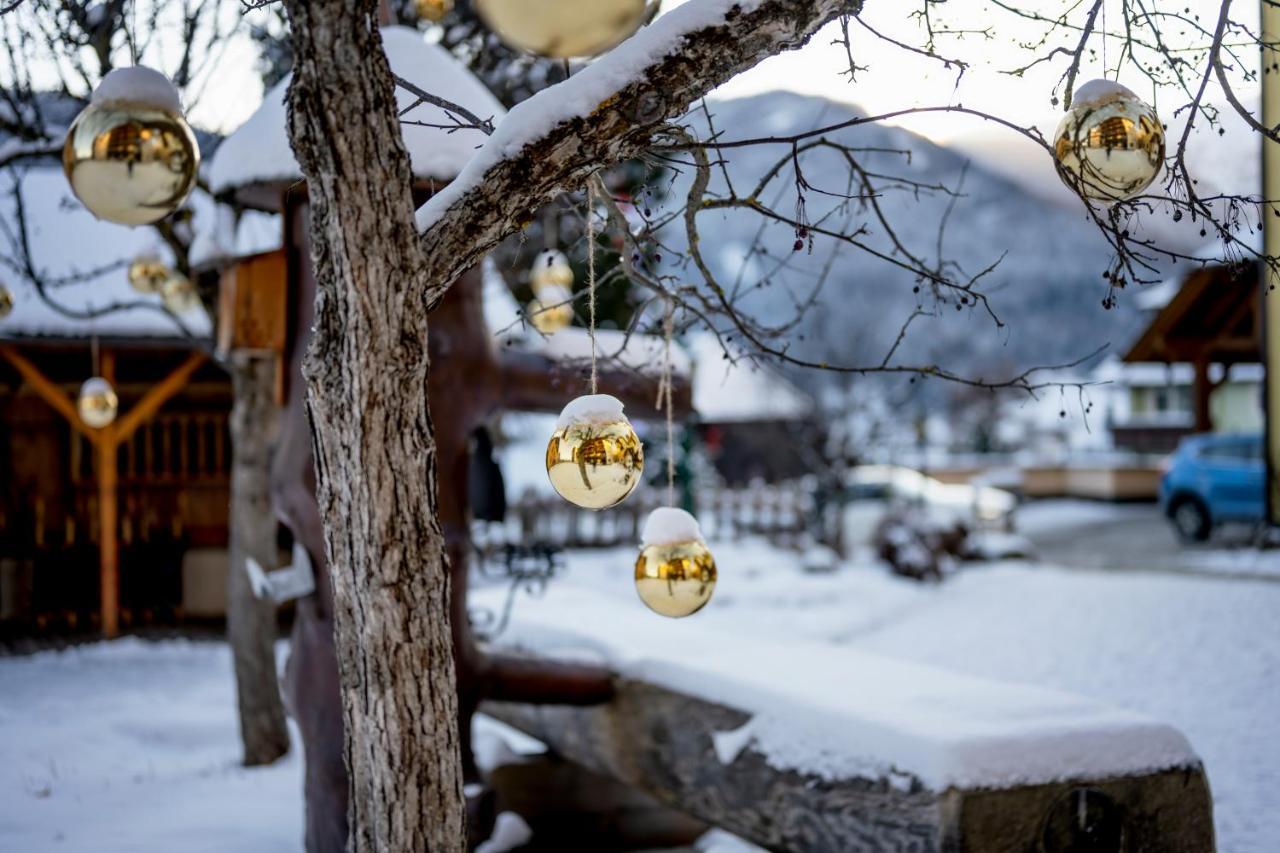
[
  {"left": 0, "top": 168, "right": 228, "bottom": 638},
  {"left": 1124, "top": 263, "right": 1260, "bottom": 432}
]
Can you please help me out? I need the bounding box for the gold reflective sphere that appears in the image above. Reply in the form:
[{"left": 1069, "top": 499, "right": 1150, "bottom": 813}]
[
  {"left": 416, "top": 0, "right": 454, "bottom": 22},
  {"left": 546, "top": 417, "right": 643, "bottom": 509},
  {"left": 527, "top": 285, "right": 574, "bottom": 334},
  {"left": 128, "top": 256, "right": 170, "bottom": 293},
  {"left": 635, "top": 538, "right": 716, "bottom": 618},
  {"left": 62, "top": 101, "right": 200, "bottom": 225},
  {"left": 1053, "top": 87, "right": 1164, "bottom": 202},
  {"left": 475, "top": 0, "right": 650, "bottom": 58},
  {"left": 160, "top": 272, "right": 200, "bottom": 313},
  {"left": 0, "top": 283, "right": 12, "bottom": 319},
  {"left": 77, "top": 377, "right": 119, "bottom": 429}
]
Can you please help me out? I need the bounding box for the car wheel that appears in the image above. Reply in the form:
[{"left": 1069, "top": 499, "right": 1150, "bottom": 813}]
[{"left": 1170, "top": 497, "right": 1211, "bottom": 542}]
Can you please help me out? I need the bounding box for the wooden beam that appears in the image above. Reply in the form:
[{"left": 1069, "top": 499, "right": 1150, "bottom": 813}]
[
  {"left": 95, "top": 432, "right": 119, "bottom": 637},
  {"left": 0, "top": 345, "right": 93, "bottom": 439},
  {"left": 113, "top": 351, "right": 207, "bottom": 442}
]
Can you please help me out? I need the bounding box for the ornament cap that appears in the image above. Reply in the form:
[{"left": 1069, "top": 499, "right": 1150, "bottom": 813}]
[
  {"left": 1071, "top": 78, "right": 1139, "bottom": 109},
  {"left": 641, "top": 507, "right": 704, "bottom": 547},
  {"left": 92, "top": 66, "right": 182, "bottom": 112},
  {"left": 556, "top": 393, "right": 626, "bottom": 429}
]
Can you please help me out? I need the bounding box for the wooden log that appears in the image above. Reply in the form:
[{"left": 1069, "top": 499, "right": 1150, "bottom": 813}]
[{"left": 485, "top": 678, "right": 1215, "bottom": 853}]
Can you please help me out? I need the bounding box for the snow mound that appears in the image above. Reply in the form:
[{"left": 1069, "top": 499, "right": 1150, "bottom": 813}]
[
  {"left": 1072, "top": 79, "right": 1140, "bottom": 108},
  {"left": 91, "top": 66, "right": 182, "bottom": 112},
  {"left": 475, "top": 812, "right": 532, "bottom": 853},
  {"left": 641, "top": 507, "right": 705, "bottom": 546},
  {"left": 489, "top": 584, "right": 1201, "bottom": 791},
  {"left": 556, "top": 393, "right": 626, "bottom": 429},
  {"left": 210, "top": 27, "right": 505, "bottom": 195}
]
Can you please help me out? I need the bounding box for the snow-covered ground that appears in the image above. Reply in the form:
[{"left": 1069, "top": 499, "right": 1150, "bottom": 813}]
[
  {"left": 0, "top": 639, "right": 303, "bottom": 853},
  {"left": 2, "top": 544, "right": 1277, "bottom": 852}
]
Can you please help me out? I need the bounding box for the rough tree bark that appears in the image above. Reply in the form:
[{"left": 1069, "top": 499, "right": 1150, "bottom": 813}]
[
  {"left": 283, "top": 1, "right": 465, "bottom": 850},
  {"left": 279, "top": 1, "right": 854, "bottom": 850},
  {"left": 226, "top": 353, "right": 291, "bottom": 767}
]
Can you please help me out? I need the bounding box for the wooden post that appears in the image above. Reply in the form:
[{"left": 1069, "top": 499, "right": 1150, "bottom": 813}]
[{"left": 1192, "top": 358, "right": 1213, "bottom": 433}]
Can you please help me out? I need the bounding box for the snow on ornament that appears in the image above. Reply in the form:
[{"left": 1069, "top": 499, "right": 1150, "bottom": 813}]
[
  {"left": 127, "top": 255, "right": 170, "bottom": 294},
  {"left": 474, "top": 0, "right": 650, "bottom": 58},
  {"left": 634, "top": 507, "right": 716, "bottom": 618},
  {"left": 530, "top": 249, "right": 574, "bottom": 293},
  {"left": 62, "top": 66, "right": 200, "bottom": 226},
  {"left": 160, "top": 271, "right": 200, "bottom": 313},
  {"left": 1053, "top": 79, "right": 1164, "bottom": 202},
  {"left": 0, "top": 283, "right": 12, "bottom": 319},
  {"left": 527, "top": 284, "right": 574, "bottom": 334},
  {"left": 546, "top": 394, "right": 643, "bottom": 509},
  {"left": 77, "top": 377, "right": 119, "bottom": 429}
]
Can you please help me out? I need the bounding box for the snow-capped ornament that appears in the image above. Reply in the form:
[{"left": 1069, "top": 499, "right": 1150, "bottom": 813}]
[
  {"left": 160, "top": 271, "right": 200, "bottom": 314},
  {"left": 527, "top": 284, "right": 574, "bottom": 334},
  {"left": 415, "top": 0, "right": 454, "bottom": 22},
  {"left": 635, "top": 507, "right": 716, "bottom": 618},
  {"left": 77, "top": 377, "right": 119, "bottom": 429},
  {"left": 546, "top": 394, "right": 643, "bottom": 509},
  {"left": 530, "top": 250, "right": 574, "bottom": 293},
  {"left": 127, "top": 255, "right": 170, "bottom": 294},
  {"left": 1053, "top": 79, "right": 1164, "bottom": 202},
  {"left": 474, "top": 0, "right": 650, "bottom": 58},
  {"left": 0, "top": 283, "right": 12, "bottom": 319},
  {"left": 62, "top": 66, "right": 200, "bottom": 226}
]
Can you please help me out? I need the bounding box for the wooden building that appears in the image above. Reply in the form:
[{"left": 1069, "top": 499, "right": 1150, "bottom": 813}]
[
  {"left": 0, "top": 168, "right": 233, "bottom": 638},
  {"left": 1119, "top": 261, "right": 1261, "bottom": 451}
]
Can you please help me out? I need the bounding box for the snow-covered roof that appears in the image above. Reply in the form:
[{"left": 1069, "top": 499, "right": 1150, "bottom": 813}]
[
  {"left": 1092, "top": 358, "right": 1262, "bottom": 387},
  {"left": 0, "top": 168, "right": 211, "bottom": 341},
  {"left": 209, "top": 27, "right": 505, "bottom": 195},
  {"left": 188, "top": 204, "right": 281, "bottom": 270},
  {"left": 690, "top": 334, "right": 813, "bottom": 423}
]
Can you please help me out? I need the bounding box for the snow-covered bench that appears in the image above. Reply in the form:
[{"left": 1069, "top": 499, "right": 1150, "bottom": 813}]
[{"left": 482, "top": 587, "right": 1214, "bottom": 852}]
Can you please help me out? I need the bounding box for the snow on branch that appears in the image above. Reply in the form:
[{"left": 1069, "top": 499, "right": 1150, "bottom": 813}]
[{"left": 414, "top": 0, "right": 858, "bottom": 299}]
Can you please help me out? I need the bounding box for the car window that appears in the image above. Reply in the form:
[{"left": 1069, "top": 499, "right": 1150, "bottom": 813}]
[{"left": 1199, "top": 440, "right": 1262, "bottom": 462}]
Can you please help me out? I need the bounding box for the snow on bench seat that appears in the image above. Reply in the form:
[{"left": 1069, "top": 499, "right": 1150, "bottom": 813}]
[{"left": 480, "top": 584, "right": 1214, "bottom": 852}]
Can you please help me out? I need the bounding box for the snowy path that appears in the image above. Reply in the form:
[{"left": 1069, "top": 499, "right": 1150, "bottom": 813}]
[
  {"left": 0, "top": 640, "right": 304, "bottom": 853},
  {"left": 1019, "top": 499, "right": 1280, "bottom": 581}
]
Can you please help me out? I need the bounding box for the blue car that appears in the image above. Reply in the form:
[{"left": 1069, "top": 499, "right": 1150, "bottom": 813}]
[{"left": 1160, "top": 433, "right": 1266, "bottom": 541}]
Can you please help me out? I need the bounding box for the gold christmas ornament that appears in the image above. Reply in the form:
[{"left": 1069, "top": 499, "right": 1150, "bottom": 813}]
[
  {"left": 0, "top": 283, "right": 12, "bottom": 319},
  {"left": 1053, "top": 79, "right": 1164, "bottom": 202},
  {"left": 415, "top": 0, "right": 454, "bottom": 22},
  {"left": 127, "top": 256, "right": 170, "bottom": 294},
  {"left": 635, "top": 507, "right": 716, "bottom": 618},
  {"left": 77, "top": 377, "right": 119, "bottom": 429},
  {"left": 527, "top": 284, "right": 574, "bottom": 334},
  {"left": 62, "top": 67, "right": 199, "bottom": 226},
  {"left": 531, "top": 249, "right": 574, "bottom": 293},
  {"left": 474, "top": 0, "right": 650, "bottom": 58},
  {"left": 160, "top": 272, "right": 200, "bottom": 313},
  {"left": 546, "top": 394, "right": 643, "bottom": 509}
]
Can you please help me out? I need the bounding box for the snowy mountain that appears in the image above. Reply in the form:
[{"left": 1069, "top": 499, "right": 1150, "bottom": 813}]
[{"left": 661, "top": 92, "right": 1152, "bottom": 385}]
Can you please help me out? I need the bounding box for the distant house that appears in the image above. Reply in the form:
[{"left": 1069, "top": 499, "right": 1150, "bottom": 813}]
[
  {"left": 689, "top": 335, "right": 818, "bottom": 484},
  {"left": 1112, "top": 261, "right": 1261, "bottom": 453}
]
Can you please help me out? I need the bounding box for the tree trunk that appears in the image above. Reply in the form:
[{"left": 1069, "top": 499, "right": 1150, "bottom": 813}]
[
  {"left": 226, "top": 353, "right": 290, "bottom": 767},
  {"left": 283, "top": 1, "right": 465, "bottom": 850}
]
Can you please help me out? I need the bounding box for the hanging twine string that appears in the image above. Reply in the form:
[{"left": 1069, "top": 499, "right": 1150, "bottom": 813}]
[
  {"left": 91, "top": 333, "right": 100, "bottom": 377},
  {"left": 586, "top": 180, "right": 599, "bottom": 394},
  {"left": 657, "top": 298, "right": 677, "bottom": 507}
]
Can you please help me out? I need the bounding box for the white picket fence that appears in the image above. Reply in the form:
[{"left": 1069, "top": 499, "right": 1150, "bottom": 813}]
[{"left": 477, "top": 482, "right": 817, "bottom": 550}]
